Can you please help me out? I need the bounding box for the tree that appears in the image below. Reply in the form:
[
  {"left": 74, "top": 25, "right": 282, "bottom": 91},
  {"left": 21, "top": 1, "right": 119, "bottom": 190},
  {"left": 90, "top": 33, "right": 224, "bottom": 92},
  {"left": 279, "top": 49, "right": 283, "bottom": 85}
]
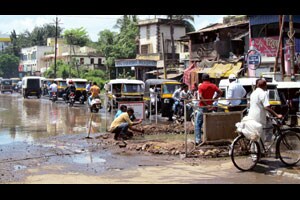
[
  {"left": 30, "top": 24, "right": 63, "bottom": 46},
  {"left": 0, "top": 54, "right": 19, "bottom": 78},
  {"left": 165, "top": 15, "right": 195, "bottom": 64},
  {"left": 63, "top": 27, "right": 89, "bottom": 47},
  {"left": 98, "top": 16, "right": 139, "bottom": 79},
  {"left": 63, "top": 27, "right": 90, "bottom": 77}
]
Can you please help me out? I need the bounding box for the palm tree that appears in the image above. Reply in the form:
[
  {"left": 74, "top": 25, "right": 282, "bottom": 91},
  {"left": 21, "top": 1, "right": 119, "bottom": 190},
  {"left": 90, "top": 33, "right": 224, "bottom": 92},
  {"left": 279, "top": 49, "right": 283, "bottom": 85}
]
[{"left": 165, "top": 15, "right": 195, "bottom": 66}]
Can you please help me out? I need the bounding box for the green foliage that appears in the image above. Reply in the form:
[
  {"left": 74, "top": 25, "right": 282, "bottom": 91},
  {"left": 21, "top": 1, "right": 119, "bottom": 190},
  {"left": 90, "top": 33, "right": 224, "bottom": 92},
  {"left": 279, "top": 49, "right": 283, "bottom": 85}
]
[
  {"left": 63, "top": 27, "right": 90, "bottom": 47},
  {"left": 98, "top": 15, "right": 139, "bottom": 78},
  {"left": 0, "top": 54, "right": 19, "bottom": 78},
  {"left": 4, "top": 24, "right": 63, "bottom": 57}
]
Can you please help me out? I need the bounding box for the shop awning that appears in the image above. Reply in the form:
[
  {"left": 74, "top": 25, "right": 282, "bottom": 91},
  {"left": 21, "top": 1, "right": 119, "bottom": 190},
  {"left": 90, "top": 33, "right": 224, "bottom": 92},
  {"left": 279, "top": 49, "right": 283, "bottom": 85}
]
[{"left": 206, "top": 62, "right": 243, "bottom": 78}]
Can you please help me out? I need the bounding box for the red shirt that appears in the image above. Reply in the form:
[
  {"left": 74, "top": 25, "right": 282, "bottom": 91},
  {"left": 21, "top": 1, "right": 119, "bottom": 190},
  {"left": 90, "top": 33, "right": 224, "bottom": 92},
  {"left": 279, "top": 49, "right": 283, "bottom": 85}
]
[{"left": 198, "top": 81, "right": 219, "bottom": 107}]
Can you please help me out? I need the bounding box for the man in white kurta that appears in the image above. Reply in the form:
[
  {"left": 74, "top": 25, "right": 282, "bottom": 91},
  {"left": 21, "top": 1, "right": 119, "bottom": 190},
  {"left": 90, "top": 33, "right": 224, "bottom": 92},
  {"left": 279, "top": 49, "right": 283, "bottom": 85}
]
[{"left": 248, "top": 79, "right": 282, "bottom": 147}]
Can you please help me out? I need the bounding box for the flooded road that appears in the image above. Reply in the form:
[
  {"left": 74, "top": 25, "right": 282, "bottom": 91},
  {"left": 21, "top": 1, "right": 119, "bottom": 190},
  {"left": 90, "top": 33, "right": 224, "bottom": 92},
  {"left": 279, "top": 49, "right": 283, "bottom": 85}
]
[
  {"left": 0, "top": 93, "right": 107, "bottom": 144},
  {"left": 0, "top": 93, "right": 299, "bottom": 183}
]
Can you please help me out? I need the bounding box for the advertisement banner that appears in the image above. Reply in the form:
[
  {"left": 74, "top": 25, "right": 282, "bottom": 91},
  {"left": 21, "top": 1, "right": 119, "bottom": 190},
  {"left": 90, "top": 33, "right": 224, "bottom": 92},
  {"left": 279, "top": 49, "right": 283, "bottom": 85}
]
[{"left": 251, "top": 36, "right": 280, "bottom": 57}]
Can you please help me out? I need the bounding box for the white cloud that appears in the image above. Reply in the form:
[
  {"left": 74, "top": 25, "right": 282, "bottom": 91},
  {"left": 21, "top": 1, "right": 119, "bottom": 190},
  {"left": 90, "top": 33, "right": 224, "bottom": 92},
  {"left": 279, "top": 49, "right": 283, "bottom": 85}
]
[{"left": 0, "top": 15, "right": 228, "bottom": 42}]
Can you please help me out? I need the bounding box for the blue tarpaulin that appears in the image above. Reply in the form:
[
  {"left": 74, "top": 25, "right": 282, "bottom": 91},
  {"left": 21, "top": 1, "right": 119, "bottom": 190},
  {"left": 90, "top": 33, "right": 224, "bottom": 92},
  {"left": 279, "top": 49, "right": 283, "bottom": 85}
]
[{"left": 250, "top": 15, "right": 300, "bottom": 26}]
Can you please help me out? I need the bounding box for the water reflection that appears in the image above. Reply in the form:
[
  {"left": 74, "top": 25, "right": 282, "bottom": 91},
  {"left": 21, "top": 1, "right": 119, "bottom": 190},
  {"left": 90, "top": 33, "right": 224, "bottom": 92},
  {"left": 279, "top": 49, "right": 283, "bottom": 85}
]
[{"left": 0, "top": 95, "right": 107, "bottom": 143}]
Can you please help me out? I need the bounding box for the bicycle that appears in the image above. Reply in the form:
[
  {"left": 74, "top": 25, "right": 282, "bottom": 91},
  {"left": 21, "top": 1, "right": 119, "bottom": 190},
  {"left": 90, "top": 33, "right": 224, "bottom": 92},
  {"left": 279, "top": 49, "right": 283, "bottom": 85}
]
[{"left": 230, "top": 115, "right": 300, "bottom": 171}]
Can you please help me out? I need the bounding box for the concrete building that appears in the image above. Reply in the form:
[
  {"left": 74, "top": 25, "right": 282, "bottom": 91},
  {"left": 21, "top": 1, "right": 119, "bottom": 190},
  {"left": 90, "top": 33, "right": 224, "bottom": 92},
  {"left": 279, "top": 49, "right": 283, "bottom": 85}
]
[
  {"left": 116, "top": 18, "right": 188, "bottom": 81},
  {"left": 41, "top": 44, "right": 106, "bottom": 74},
  {"left": 0, "top": 34, "right": 11, "bottom": 52},
  {"left": 19, "top": 46, "right": 53, "bottom": 77}
]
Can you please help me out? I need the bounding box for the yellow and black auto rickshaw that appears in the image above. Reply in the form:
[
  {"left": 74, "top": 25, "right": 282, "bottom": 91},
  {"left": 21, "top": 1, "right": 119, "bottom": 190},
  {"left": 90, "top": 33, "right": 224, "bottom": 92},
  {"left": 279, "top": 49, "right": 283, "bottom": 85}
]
[
  {"left": 218, "top": 77, "right": 282, "bottom": 113},
  {"left": 106, "top": 79, "right": 145, "bottom": 112},
  {"left": 66, "top": 78, "right": 88, "bottom": 104},
  {"left": 144, "top": 79, "right": 181, "bottom": 119},
  {"left": 54, "top": 78, "right": 67, "bottom": 98}
]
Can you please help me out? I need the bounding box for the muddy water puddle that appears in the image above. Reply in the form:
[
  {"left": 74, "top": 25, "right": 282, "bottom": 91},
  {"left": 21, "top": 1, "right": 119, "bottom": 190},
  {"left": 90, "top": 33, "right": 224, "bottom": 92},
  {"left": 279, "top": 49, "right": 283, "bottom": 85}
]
[{"left": 71, "top": 154, "right": 107, "bottom": 164}]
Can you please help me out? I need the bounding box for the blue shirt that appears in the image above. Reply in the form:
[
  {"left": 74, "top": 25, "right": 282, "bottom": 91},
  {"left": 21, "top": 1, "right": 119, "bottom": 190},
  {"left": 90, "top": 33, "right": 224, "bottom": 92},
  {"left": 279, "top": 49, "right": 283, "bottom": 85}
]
[{"left": 114, "top": 110, "right": 123, "bottom": 119}]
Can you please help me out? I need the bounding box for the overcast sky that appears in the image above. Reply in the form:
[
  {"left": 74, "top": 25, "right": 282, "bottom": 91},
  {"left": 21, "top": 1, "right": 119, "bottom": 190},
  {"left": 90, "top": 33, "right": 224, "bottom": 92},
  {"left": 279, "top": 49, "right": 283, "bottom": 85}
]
[{"left": 0, "top": 15, "right": 225, "bottom": 42}]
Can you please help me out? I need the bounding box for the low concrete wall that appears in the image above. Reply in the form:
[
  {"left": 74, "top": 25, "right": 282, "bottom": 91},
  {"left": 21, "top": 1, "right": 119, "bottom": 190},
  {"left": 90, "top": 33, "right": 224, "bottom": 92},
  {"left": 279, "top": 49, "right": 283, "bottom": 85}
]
[{"left": 203, "top": 111, "right": 242, "bottom": 143}]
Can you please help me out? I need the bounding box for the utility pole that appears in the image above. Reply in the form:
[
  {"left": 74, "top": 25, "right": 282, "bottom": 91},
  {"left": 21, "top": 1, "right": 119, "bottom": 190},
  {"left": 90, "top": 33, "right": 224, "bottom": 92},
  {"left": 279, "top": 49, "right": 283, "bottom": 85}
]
[
  {"left": 161, "top": 33, "right": 167, "bottom": 79},
  {"left": 274, "top": 15, "right": 285, "bottom": 81},
  {"left": 51, "top": 16, "right": 62, "bottom": 78},
  {"left": 54, "top": 17, "right": 59, "bottom": 78},
  {"left": 289, "top": 15, "right": 296, "bottom": 81}
]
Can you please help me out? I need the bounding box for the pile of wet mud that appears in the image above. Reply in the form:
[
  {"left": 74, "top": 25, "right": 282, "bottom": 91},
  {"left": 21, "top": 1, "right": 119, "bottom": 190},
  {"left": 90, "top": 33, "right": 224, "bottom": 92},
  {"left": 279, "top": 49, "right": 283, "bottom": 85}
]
[{"left": 142, "top": 122, "right": 194, "bottom": 135}]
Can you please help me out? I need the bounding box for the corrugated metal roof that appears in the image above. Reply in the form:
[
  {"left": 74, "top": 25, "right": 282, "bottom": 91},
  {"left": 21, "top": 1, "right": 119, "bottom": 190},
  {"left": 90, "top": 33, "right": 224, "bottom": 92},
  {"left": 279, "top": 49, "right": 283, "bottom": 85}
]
[
  {"left": 188, "top": 20, "right": 249, "bottom": 35},
  {"left": 250, "top": 15, "right": 300, "bottom": 26}
]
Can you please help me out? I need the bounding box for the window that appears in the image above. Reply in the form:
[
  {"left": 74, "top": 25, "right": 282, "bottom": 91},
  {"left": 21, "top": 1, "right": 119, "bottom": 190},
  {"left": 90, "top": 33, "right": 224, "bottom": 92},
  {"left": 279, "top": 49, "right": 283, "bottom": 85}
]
[
  {"left": 90, "top": 58, "right": 94, "bottom": 64},
  {"left": 98, "top": 58, "right": 102, "bottom": 65},
  {"left": 141, "top": 44, "right": 149, "bottom": 54},
  {"left": 146, "top": 25, "right": 150, "bottom": 39},
  {"left": 32, "top": 51, "right": 37, "bottom": 60},
  {"left": 80, "top": 58, "right": 84, "bottom": 64}
]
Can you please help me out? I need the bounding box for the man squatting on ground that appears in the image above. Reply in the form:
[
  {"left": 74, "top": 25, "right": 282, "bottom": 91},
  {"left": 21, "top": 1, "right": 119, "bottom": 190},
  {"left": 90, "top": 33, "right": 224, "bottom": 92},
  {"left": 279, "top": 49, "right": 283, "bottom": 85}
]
[{"left": 109, "top": 107, "right": 143, "bottom": 140}]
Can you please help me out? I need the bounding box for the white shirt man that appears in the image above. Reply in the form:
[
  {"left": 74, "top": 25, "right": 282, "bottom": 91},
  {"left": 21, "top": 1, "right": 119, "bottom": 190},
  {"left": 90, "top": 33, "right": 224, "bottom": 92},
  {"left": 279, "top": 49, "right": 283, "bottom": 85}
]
[
  {"left": 172, "top": 87, "right": 182, "bottom": 102},
  {"left": 248, "top": 87, "right": 270, "bottom": 126},
  {"left": 227, "top": 74, "right": 247, "bottom": 106},
  {"left": 49, "top": 82, "right": 58, "bottom": 93},
  {"left": 149, "top": 87, "right": 155, "bottom": 104}
]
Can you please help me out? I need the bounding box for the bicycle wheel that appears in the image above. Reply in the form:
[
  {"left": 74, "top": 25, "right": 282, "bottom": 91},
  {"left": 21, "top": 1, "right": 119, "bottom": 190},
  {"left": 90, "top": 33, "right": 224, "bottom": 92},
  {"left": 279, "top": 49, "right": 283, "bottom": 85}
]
[
  {"left": 230, "top": 135, "right": 260, "bottom": 171},
  {"left": 277, "top": 130, "right": 300, "bottom": 166}
]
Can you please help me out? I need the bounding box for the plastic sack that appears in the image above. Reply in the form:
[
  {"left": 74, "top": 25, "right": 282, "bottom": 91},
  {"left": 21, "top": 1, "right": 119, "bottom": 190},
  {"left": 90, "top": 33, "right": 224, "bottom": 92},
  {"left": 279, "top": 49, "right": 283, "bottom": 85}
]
[{"left": 235, "top": 116, "right": 262, "bottom": 141}]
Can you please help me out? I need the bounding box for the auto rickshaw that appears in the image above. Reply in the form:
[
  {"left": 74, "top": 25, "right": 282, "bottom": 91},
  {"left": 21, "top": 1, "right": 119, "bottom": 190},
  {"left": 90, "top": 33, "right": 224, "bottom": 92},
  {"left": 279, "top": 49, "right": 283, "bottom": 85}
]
[
  {"left": 54, "top": 78, "right": 67, "bottom": 98},
  {"left": 22, "top": 76, "right": 42, "bottom": 98},
  {"left": 274, "top": 81, "right": 300, "bottom": 126},
  {"left": 144, "top": 79, "right": 181, "bottom": 119},
  {"left": 66, "top": 78, "right": 87, "bottom": 104},
  {"left": 218, "top": 77, "right": 282, "bottom": 113},
  {"left": 0, "top": 79, "right": 13, "bottom": 94},
  {"left": 106, "top": 79, "right": 145, "bottom": 112},
  {"left": 10, "top": 77, "right": 21, "bottom": 91}
]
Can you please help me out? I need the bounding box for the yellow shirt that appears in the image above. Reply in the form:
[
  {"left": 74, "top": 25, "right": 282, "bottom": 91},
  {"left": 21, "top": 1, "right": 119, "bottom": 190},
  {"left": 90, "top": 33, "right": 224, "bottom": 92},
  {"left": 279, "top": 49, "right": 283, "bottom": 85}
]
[
  {"left": 90, "top": 85, "right": 100, "bottom": 98},
  {"left": 109, "top": 113, "right": 133, "bottom": 132}
]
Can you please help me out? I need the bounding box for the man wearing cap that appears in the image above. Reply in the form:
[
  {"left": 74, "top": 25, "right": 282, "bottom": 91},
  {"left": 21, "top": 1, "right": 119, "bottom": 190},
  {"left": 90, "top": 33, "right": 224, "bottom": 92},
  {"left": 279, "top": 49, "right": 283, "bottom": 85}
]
[
  {"left": 195, "top": 73, "right": 223, "bottom": 146},
  {"left": 227, "top": 74, "right": 247, "bottom": 111}
]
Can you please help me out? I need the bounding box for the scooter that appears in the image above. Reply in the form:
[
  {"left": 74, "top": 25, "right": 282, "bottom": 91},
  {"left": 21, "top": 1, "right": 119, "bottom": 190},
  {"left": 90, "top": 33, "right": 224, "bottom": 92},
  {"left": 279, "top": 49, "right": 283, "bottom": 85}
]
[
  {"left": 68, "top": 92, "right": 75, "bottom": 107},
  {"left": 51, "top": 92, "right": 58, "bottom": 103},
  {"left": 88, "top": 96, "right": 102, "bottom": 113}
]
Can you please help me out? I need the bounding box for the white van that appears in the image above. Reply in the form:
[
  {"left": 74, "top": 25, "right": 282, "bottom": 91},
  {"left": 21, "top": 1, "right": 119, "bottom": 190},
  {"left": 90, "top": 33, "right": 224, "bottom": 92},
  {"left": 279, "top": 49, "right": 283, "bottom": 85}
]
[{"left": 22, "top": 76, "right": 42, "bottom": 98}]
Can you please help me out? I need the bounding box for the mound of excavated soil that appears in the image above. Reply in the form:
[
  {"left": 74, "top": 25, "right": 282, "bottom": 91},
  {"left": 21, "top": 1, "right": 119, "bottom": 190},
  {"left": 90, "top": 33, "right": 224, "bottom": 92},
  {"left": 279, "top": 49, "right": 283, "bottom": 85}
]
[{"left": 141, "top": 122, "right": 194, "bottom": 135}]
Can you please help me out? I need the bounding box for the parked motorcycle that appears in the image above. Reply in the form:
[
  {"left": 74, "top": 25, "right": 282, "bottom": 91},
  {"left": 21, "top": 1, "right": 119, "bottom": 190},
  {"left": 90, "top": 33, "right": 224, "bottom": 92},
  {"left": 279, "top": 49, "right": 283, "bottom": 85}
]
[{"left": 88, "top": 96, "right": 102, "bottom": 113}]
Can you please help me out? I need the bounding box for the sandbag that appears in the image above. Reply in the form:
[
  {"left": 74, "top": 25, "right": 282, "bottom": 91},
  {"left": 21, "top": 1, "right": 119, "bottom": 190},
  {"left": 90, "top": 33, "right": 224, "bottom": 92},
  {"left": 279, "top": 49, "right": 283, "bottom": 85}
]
[{"left": 235, "top": 116, "right": 262, "bottom": 141}]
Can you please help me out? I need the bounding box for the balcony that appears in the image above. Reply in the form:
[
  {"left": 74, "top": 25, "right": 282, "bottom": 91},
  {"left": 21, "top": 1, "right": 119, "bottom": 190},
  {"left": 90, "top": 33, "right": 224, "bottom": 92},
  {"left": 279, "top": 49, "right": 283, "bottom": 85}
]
[{"left": 136, "top": 53, "right": 179, "bottom": 61}]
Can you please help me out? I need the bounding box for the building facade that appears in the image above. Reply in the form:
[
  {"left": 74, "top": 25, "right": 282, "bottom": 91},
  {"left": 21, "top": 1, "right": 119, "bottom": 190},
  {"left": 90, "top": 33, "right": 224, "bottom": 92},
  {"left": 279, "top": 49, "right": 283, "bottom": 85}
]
[
  {"left": 19, "top": 46, "right": 53, "bottom": 76},
  {"left": 137, "top": 18, "right": 188, "bottom": 66}
]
